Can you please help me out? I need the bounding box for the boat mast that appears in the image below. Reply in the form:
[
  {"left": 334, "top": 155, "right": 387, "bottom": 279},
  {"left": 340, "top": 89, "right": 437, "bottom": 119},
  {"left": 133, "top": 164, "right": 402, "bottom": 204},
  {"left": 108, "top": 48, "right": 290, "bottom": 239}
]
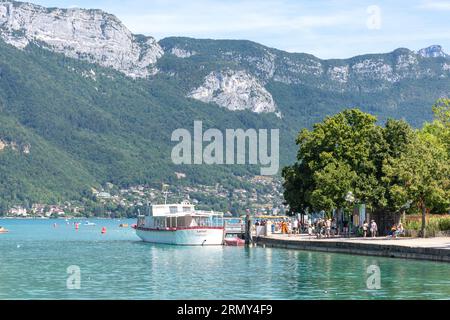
[{"left": 162, "top": 183, "right": 169, "bottom": 205}]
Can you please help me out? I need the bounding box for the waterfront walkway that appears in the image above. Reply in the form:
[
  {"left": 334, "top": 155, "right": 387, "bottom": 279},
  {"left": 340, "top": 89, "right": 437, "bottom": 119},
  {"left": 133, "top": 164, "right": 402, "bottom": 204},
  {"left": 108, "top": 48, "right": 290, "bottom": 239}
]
[{"left": 257, "top": 234, "right": 450, "bottom": 262}]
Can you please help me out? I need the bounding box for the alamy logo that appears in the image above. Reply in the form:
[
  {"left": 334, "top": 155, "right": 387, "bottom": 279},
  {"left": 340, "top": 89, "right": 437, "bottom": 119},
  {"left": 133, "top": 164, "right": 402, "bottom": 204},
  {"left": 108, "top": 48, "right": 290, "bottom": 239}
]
[
  {"left": 66, "top": 265, "right": 81, "bottom": 290},
  {"left": 367, "top": 5, "right": 382, "bottom": 30},
  {"left": 171, "top": 121, "right": 279, "bottom": 175},
  {"left": 366, "top": 265, "right": 381, "bottom": 289}
]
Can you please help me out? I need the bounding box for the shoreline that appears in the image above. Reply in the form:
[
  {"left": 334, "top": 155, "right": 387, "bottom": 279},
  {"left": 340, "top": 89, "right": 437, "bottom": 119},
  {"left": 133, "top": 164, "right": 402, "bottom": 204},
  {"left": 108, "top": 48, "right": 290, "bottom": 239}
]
[
  {"left": 0, "top": 217, "right": 134, "bottom": 220},
  {"left": 257, "top": 234, "right": 450, "bottom": 263}
]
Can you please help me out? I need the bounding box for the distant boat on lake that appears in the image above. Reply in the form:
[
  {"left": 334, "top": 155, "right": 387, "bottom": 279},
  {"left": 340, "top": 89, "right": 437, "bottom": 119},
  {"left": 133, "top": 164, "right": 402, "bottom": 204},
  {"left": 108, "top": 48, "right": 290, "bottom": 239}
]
[{"left": 84, "top": 221, "right": 96, "bottom": 226}]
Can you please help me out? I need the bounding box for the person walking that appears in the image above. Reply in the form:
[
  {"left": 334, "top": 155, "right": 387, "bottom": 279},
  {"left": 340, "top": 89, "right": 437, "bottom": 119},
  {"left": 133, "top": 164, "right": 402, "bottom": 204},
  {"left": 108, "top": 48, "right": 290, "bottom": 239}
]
[
  {"left": 370, "top": 220, "right": 378, "bottom": 238},
  {"left": 343, "top": 220, "right": 349, "bottom": 237},
  {"left": 325, "top": 219, "right": 332, "bottom": 238},
  {"left": 292, "top": 218, "right": 299, "bottom": 235},
  {"left": 308, "top": 222, "right": 313, "bottom": 236},
  {"left": 331, "top": 218, "right": 337, "bottom": 236},
  {"left": 363, "top": 220, "right": 369, "bottom": 238},
  {"left": 281, "top": 220, "right": 288, "bottom": 234}
]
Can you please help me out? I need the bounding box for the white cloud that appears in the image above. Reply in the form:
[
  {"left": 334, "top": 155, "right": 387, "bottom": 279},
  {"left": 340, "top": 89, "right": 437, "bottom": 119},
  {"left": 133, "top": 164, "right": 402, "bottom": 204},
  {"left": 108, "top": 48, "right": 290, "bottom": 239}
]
[
  {"left": 418, "top": 0, "right": 450, "bottom": 10},
  {"left": 122, "top": 13, "right": 358, "bottom": 36}
]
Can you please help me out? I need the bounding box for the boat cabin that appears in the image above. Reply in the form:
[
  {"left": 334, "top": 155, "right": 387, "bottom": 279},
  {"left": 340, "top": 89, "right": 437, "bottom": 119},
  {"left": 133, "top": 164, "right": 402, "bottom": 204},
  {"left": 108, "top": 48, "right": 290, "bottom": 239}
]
[{"left": 137, "top": 201, "right": 223, "bottom": 230}]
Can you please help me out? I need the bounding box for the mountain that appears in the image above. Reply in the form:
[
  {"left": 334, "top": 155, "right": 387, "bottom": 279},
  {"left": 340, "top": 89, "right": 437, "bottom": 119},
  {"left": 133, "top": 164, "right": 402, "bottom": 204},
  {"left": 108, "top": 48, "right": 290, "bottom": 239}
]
[
  {"left": 0, "top": 1, "right": 449, "bottom": 207},
  {"left": 0, "top": 1, "right": 163, "bottom": 77}
]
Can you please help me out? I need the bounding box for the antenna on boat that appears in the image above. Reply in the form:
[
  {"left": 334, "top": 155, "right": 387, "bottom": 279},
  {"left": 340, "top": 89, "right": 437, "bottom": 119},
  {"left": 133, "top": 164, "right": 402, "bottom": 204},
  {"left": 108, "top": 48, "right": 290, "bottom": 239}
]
[{"left": 162, "top": 183, "right": 169, "bottom": 205}]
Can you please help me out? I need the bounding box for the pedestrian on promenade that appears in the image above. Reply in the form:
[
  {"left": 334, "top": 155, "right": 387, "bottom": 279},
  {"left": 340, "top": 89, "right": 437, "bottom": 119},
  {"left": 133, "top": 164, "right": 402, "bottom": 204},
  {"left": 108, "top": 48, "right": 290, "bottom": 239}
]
[
  {"left": 394, "top": 222, "right": 404, "bottom": 238},
  {"left": 325, "top": 219, "right": 331, "bottom": 238},
  {"left": 316, "top": 219, "right": 325, "bottom": 238},
  {"left": 331, "top": 218, "right": 337, "bottom": 236},
  {"left": 343, "top": 220, "right": 349, "bottom": 237},
  {"left": 363, "top": 220, "right": 369, "bottom": 238},
  {"left": 389, "top": 224, "right": 397, "bottom": 237},
  {"left": 370, "top": 220, "right": 378, "bottom": 238},
  {"left": 308, "top": 223, "right": 313, "bottom": 236},
  {"left": 281, "top": 220, "right": 288, "bottom": 234},
  {"left": 292, "top": 218, "right": 299, "bottom": 235}
]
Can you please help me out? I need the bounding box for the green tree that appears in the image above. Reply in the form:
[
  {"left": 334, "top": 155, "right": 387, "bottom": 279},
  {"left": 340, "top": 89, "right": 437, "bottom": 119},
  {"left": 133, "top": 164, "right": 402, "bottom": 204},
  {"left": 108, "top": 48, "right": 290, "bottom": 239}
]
[
  {"left": 283, "top": 109, "right": 383, "bottom": 213},
  {"left": 377, "top": 119, "right": 416, "bottom": 213},
  {"left": 283, "top": 105, "right": 449, "bottom": 236},
  {"left": 424, "top": 99, "right": 450, "bottom": 157},
  {"left": 383, "top": 131, "right": 450, "bottom": 237}
]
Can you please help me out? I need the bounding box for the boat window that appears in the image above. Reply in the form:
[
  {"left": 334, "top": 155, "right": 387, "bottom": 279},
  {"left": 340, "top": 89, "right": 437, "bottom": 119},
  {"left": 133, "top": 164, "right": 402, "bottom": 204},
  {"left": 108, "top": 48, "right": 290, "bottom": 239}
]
[
  {"left": 182, "top": 206, "right": 191, "bottom": 212},
  {"left": 169, "top": 206, "right": 178, "bottom": 214}
]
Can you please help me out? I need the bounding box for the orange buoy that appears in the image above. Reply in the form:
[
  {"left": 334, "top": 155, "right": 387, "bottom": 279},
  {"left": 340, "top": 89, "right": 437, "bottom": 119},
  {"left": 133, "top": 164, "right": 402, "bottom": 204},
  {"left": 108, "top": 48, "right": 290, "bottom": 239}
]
[
  {"left": 101, "top": 227, "right": 107, "bottom": 234},
  {"left": 75, "top": 223, "right": 79, "bottom": 230}
]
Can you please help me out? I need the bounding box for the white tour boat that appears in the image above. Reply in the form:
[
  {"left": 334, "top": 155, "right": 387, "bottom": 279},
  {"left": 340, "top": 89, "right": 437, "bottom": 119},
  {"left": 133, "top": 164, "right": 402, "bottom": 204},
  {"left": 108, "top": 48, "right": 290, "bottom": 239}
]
[{"left": 135, "top": 200, "right": 224, "bottom": 246}]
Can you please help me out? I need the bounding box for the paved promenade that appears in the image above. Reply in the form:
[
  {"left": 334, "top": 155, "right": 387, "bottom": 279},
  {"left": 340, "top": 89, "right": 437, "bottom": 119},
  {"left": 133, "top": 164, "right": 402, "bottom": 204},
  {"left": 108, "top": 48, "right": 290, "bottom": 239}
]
[{"left": 257, "top": 234, "right": 450, "bottom": 262}]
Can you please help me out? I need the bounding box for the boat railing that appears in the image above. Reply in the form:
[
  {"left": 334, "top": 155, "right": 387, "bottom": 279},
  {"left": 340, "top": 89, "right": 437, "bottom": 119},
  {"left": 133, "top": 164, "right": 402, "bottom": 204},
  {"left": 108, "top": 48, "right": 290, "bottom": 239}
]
[{"left": 194, "top": 210, "right": 224, "bottom": 216}]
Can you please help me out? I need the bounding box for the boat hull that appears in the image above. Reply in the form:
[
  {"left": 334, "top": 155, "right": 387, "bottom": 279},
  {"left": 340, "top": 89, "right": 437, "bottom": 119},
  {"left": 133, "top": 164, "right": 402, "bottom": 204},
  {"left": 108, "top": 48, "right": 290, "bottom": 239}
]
[
  {"left": 136, "top": 227, "right": 224, "bottom": 246},
  {"left": 224, "top": 238, "right": 245, "bottom": 246}
]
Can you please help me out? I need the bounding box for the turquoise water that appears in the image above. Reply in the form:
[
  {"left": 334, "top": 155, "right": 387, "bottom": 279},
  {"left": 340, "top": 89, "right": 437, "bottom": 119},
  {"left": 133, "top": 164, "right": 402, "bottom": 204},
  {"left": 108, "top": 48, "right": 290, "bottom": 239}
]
[{"left": 0, "top": 219, "right": 449, "bottom": 300}]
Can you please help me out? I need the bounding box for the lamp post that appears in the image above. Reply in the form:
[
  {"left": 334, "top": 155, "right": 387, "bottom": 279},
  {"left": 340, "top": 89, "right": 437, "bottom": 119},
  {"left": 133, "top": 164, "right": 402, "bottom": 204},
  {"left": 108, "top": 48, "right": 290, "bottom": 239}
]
[
  {"left": 401, "top": 200, "right": 413, "bottom": 224},
  {"left": 345, "top": 191, "right": 355, "bottom": 203},
  {"left": 344, "top": 191, "right": 356, "bottom": 236}
]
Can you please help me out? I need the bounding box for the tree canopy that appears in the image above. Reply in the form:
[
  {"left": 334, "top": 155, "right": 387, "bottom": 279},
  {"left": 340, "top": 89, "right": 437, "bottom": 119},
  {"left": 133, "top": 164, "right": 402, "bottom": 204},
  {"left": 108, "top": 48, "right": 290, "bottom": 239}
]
[{"left": 283, "top": 102, "right": 450, "bottom": 231}]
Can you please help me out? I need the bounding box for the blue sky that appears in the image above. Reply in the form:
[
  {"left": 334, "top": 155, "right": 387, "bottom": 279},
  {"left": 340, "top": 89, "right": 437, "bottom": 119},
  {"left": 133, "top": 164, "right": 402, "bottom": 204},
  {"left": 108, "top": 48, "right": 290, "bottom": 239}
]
[{"left": 29, "top": 0, "right": 450, "bottom": 59}]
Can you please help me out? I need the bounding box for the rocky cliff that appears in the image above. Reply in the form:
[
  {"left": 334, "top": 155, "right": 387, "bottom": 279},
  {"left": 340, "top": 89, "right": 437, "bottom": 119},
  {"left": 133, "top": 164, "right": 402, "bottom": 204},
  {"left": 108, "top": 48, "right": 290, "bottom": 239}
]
[{"left": 0, "top": 1, "right": 163, "bottom": 78}]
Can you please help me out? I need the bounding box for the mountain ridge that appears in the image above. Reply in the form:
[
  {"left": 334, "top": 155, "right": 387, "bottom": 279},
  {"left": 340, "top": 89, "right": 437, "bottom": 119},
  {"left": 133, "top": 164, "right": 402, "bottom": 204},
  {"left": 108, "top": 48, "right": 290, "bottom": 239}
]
[{"left": 0, "top": 1, "right": 449, "bottom": 208}]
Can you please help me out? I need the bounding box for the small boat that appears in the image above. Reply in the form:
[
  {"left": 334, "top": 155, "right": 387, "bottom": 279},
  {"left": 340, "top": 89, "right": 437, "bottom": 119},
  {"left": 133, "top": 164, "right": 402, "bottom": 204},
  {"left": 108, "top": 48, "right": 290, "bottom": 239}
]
[
  {"left": 84, "top": 221, "right": 96, "bottom": 226},
  {"left": 119, "top": 223, "right": 129, "bottom": 228},
  {"left": 223, "top": 218, "right": 245, "bottom": 246},
  {"left": 224, "top": 233, "right": 245, "bottom": 246},
  {"left": 0, "top": 226, "right": 9, "bottom": 234}
]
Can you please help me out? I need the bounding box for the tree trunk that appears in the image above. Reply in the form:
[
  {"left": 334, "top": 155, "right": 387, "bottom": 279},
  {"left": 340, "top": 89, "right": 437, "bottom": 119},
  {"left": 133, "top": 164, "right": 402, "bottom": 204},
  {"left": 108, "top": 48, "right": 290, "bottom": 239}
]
[{"left": 421, "top": 204, "right": 426, "bottom": 238}]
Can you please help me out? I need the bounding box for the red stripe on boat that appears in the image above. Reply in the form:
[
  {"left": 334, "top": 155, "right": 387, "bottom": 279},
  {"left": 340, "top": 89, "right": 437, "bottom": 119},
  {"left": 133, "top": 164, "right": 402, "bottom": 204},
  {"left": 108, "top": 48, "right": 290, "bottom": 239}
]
[{"left": 136, "top": 226, "right": 224, "bottom": 232}]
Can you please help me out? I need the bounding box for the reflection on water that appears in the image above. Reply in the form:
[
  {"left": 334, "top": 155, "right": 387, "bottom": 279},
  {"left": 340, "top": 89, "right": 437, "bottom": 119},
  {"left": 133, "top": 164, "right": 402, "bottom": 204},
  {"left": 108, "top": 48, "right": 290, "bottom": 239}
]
[{"left": 0, "top": 219, "right": 449, "bottom": 299}]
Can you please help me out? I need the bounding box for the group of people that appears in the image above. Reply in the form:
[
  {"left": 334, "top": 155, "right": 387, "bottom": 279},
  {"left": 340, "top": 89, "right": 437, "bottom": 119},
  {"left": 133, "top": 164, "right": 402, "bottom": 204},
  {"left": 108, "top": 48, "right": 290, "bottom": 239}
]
[
  {"left": 268, "top": 218, "right": 303, "bottom": 235},
  {"left": 362, "top": 220, "right": 378, "bottom": 238},
  {"left": 310, "top": 218, "right": 338, "bottom": 238},
  {"left": 273, "top": 217, "right": 339, "bottom": 238},
  {"left": 389, "top": 222, "right": 404, "bottom": 238},
  {"left": 362, "top": 220, "right": 404, "bottom": 238},
  {"left": 255, "top": 217, "right": 404, "bottom": 239}
]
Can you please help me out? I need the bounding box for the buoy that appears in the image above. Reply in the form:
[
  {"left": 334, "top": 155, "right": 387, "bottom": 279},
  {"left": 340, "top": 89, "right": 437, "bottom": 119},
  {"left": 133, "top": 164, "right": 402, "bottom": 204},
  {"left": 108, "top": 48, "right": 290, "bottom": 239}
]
[
  {"left": 101, "top": 227, "right": 107, "bottom": 234},
  {"left": 75, "top": 223, "right": 79, "bottom": 230}
]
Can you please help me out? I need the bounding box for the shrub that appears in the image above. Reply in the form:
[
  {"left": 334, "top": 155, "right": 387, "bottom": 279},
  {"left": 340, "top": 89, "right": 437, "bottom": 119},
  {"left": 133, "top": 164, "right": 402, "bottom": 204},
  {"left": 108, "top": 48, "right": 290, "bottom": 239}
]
[
  {"left": 404, "top": 216, "right": 450, "bottom": 234},
  {"left": 437, "top": 216, "right": 450, "bottom": 231}
]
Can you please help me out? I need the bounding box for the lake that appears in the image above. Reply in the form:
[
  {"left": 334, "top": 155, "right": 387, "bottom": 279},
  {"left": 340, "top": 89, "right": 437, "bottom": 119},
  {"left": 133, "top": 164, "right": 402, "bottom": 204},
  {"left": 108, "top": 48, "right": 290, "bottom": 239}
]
[{"left": 0, "top": 219, "right": 449, "bottom": 299}]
